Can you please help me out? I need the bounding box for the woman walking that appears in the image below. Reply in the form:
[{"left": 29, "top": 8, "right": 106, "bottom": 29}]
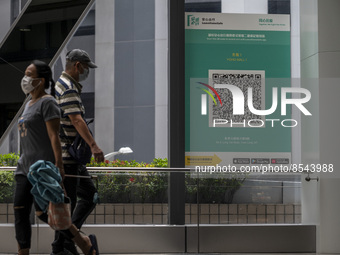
[{"left": 14, "top": 60, "right": 98, "bottom": 255}]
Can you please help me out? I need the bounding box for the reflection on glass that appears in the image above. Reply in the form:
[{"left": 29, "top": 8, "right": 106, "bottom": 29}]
[
  {"left": 0, "top": 168, "right": 301, "bottom": 225},
  {"left": 194, "top": 173, "right": 301, "bottom": 224},
  {"left": 184, "top": 0, "right": 297, "bottom": 226},
  {"left": 89, "top": 172, "right": 169, "bottom": 225}
]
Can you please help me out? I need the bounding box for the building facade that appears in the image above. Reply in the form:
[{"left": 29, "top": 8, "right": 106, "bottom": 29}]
[{"left": 1, "top": 0, "right": 340, "bottom": 254}]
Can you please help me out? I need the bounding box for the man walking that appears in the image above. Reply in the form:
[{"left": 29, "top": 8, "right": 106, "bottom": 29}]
[{"left": 52, "top": 49, "right": 104, "bottom": 255}]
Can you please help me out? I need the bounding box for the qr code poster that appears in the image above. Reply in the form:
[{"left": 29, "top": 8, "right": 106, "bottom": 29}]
[
  {"left": 208, "top": 70, "right": 265, "bottom": 128},
  {"left": 185, "top": 13, "right": 291, "bottom": 157}
]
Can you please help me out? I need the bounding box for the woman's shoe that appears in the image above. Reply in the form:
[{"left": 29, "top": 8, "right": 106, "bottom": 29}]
[{"left": 18, "top": 248, "right": 29, "bottom": 255}]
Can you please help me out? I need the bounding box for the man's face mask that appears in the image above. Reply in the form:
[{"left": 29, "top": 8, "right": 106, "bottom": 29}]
[{"left": 79, "top": 64, "right": 89, "bottom": 82}]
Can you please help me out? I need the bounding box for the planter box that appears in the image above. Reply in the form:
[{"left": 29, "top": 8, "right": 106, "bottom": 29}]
[
  {"left": 0, "top": 203, "right": 14, "bottom": 223},
  {"left": 85, "top": 203, "right": 301, "bottom": 225}
]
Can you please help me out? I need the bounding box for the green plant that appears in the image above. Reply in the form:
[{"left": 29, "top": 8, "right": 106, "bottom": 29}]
[
  {"left": 0, "top": 153, "right": 18, "bottom": 203},
  {"left": 94, "top": 158, "right": 169, "bottom": 203},
  {"left": 0, "top": 154, "right": 246, "bottom": 204},
  {"left": 0, "top": 171, "right": 15, "bottom": 203},
  {"left": 185, "top": 173, "right": 246, "bottom": 204},
  {"left": 185, "top": 173, "right": 198, "bottom": 203},
  {"left": 146, "top": 172, "right": 167, "bottom": 201},
  {"left": 97, "top": 172, "right": 168, "bottom": 203},
  {"left": 87, "top": 157, "right": 168, "bottom": 168},
  {"left": 0, "top": 153, "right": 19, "bottom": 166},
  {"left": 98, "top": 173, "right": 132, "bottom": 202},
  {"left": 150, "top": 158, "right": 168, "bottom": 167},
  {"left": 129, "top": 172, "right": 168, "bottom": 203}
]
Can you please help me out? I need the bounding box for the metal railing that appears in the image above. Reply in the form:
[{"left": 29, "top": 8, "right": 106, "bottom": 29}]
[{"left": 0, "top": 166, "right": 302, "bottom": 225}]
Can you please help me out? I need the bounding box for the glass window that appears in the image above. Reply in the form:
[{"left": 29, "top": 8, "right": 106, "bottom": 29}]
[{"left": 184, "top": 0, "right": 299, "bottom": 225}]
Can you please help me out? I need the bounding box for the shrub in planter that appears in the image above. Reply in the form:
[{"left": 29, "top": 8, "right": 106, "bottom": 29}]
[
  {"left": 97, "top": 172, "right": 168, "bottom": 203},
  {"left": 0, "top": 153, "right": 19, "bottom": 166},
  {"left": 0, "top": 153, "right": 18, "bottom": 203},
  {"left": 0, "top": 171, "right": 15, "bottom": 203},
  {"left": 90, "top": 158, "right": 169, "bottom": 203},
  {"left": 90, "top": 158, "right": 245, "bottom": 204},
  {"left": 185, "top": 173, "right": 246, "bottom": 204},
  {"left": 0, "top": 154, "right": 246, "bottom": 204}
]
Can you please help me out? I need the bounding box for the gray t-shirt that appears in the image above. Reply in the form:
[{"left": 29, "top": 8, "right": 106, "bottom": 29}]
[{"left": 16, "top": 95, "right": 61, "bottom": 176}]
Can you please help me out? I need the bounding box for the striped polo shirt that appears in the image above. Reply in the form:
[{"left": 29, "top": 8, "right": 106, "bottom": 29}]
[{"left": 55, "top": 72, "right": 85, "bottom": 164}]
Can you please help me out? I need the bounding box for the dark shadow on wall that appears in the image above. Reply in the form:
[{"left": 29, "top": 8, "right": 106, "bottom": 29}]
[
  {"left": 185, "top": 1, "right": 221, "bottom": 13},
  {"left": 268, "top": 0, "right": 291, "bottom": 14}
]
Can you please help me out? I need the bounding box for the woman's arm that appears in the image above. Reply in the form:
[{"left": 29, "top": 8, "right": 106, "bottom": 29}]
[{"left": 46, "top": 118, "right": 65, "bottom": 180}]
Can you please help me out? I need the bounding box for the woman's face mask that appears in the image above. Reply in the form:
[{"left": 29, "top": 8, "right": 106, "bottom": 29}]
[
  {"left": 78, "top": 64, "right": 89, "bottom": 82},
  {"left": 21, "top": 75, "right": 41, "bottom": 94}
]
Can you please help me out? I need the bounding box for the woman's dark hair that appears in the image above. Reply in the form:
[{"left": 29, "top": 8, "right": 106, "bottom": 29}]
[{"left": 31, "top": 60, "right": 56, "bottom": 96}]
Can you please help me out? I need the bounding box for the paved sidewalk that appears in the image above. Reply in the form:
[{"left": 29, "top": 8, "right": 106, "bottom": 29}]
[{"left": 0, "top": 253, "right": 318, "bottom": 255}]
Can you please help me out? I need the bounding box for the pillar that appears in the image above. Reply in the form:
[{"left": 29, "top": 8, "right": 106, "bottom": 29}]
[
  {"left": 301, "top": 0, "right": 340, "bottom": 253},
  {"left": 95, "top": 0, "right": 115, "bottom": 155},
  {"left": 221, "top": 0, "right": 268, "bottom": 14}
]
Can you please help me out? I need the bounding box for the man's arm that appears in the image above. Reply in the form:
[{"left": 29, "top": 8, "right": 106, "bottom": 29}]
[{"left": 68, "top": 113, "right": 104, "bottom": 163}]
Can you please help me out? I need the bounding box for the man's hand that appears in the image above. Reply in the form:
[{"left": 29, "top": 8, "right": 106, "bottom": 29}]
[{"left": 91, "top": 144, "right": 104, "bottom": 163}]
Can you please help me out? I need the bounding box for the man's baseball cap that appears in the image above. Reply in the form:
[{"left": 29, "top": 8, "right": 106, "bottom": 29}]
[{"left": 66, "top": 49, "right": 97, "bottom": 68}]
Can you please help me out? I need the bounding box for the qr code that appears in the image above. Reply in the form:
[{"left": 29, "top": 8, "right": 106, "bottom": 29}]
[{"left": 208, "top": 70, "right": 265, "bottom": 128}]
